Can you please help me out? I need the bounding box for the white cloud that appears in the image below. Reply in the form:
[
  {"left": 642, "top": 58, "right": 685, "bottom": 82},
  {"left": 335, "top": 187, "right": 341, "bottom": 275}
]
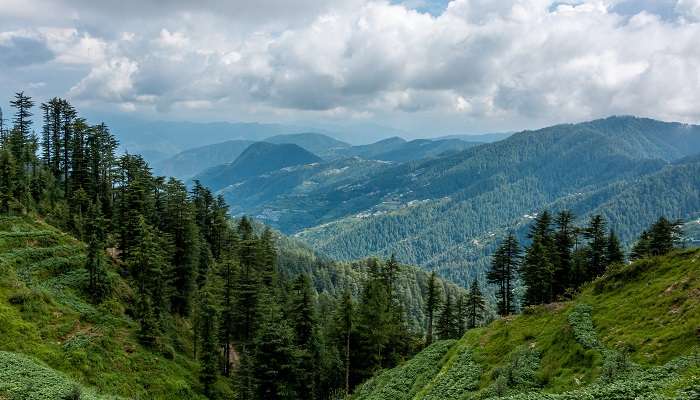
[
  {"left": 676, "top": 0, "right": 700, "bottom": 19},
  {"left": 2, "top": 0, "right": 700, "bottom": 132}
]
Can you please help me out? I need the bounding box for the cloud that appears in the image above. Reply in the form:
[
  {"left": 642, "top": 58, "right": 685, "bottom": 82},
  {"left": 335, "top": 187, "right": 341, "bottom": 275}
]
[
  {"left": 2, "top": 0, "right": 700, "bottom": 132},
  {"left": 676, "top": 0, "right": 700, "bottom": 19},
  {"left": 0, "top": 34, "right": 54, "bottom": 67}
]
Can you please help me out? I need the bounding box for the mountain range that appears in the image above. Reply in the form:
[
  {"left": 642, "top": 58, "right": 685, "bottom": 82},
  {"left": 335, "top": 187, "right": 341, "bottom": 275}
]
[{"left": 194, "top": 116, "right": 700, "bottom": 285}]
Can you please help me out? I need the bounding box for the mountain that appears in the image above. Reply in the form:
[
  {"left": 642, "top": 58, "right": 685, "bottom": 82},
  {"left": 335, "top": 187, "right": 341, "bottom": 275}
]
[
  {"left": 436, "top": 132, "right": 513, "bottom": 143},
  {"left": 102, "top": 117, "right": 308, "bottom": 163},
  {"left": 192, "top": 142, "right": 323, "bottom": 192},
  {"left": 226, "top": 116, "right": 700, "bottom": 285},
  {"left": 334, "top": 137, "right": 408, "bottom": 159},
  {"left": 263, "top": 132, "right": 351, "bottom": 157},
  {"left": 152, "top": 139, "right": 256, "bottom": 179},
  {"left": 353, "top": 248, "right": 700, "bottom": 399},
  {"left": 370, "top": 138, "right": 482, "bottom": 162},
  {"left": 219, "top": 157, "right": 396, "bottom": 231},
  {"left": 152, "top": 133, "right": 348, "bottom": 180}
]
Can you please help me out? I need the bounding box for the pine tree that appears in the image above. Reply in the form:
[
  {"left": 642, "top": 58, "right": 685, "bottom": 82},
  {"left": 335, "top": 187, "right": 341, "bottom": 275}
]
[
  {"left": 354, "top": 263, "right": 392, "bottom": 380},
  {"left": 455, "top": 293, "right": 466, "bottom": 337},
  {"left": 9, "top": 92, "right": 33, "bottom": 162},
  {"left": 162, "top": 178, "right": 199, "bottom": 316},
  {"left": 136, "top": 291, "right": 159, "bottom": 347},
  {"left": 521, "top": 211, "right": 556, "bottom": 305},
  {"left": 521, "top": 241, "right": 554, "bottom": 306},
  {"left": 552, "top": 210, "right": 575, "bottom": 297},
  {"left": 219, "top": 259, "right": 237, "bottom": 376},
  {"left": 253, "top": 287, "right": 299, "bottom": 400},
  {"left": 465, "top": 278, "right": 486, "bottom": 329},
  {"left": 334, "top": 288, "right": 354, "bottom": 397},
  {"left": 290, "top": 274, "right": 316, "bottom": 397},
  {"left": 424, "top": 271, "right": 441, "bottom": 345},
  {"left": 0, "top": 149, "right": 15, "bottom": 213},
  {"left": 128, "top": 217, "right": 169, "bottom": 341},
  {"left": 630, "top": 230, "right": 651, "bottom": 260},
  {"left": 584, "top": 214, "right": 608, "bottom": 279},
  {"left": 436, "top": 291, "right": 456, "bottom": 339},
  {"left": 84, "top": 202, "right": 109, "bottom": 302},
  {"left": 649, "top": 216, "right": 681, "bottom": 256},
  {"left": 383, "top": 254, "right": 400, "bottom": 298},
  {"left": 258, "top": 227, "right": 277, "bottom": 287},
  {"left": 198, "top": 278, "right": 219, "bottom": 398},
  {"left": 488, "top": 232, "right": 520, "bottom": 316},
  {"left": 233, "top": 219, "right": 260, "bottom": 345},
  {"left": 606, "top": 230, "right": 624, "bottom": 265}
]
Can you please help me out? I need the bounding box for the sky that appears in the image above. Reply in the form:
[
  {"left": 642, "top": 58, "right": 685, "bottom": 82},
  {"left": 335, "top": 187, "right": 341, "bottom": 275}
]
[{"left": 1, "top": 0, "right": 700, "bottom": 136}]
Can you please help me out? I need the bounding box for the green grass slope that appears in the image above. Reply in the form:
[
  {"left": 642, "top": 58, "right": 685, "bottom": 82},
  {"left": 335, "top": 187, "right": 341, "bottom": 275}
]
[
  {"left": 354, "top": 249, "right": 700, "bottom": 399},
  {"left": 0, "top": 216, "right": 223, "bottom": 400}
]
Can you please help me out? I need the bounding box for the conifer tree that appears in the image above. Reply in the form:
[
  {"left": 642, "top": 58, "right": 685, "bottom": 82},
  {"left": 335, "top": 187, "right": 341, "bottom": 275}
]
[
  {"left": 649, "top": 216, "right": 681, "bottom": 256},
  {"left": 488, "top": 232, "right": 520, "bottom": 316},
  {"left": 198, "top": 278, "right": 219, "bottom": 398},
  {"left": 553, "top": 210, "right": 575, "bottom": 297},
  {"left": 383, "top": 254, "right": 400, "bottom": 298},
  {"left": 136, "top": 291, "right": 159, "bottom": 347},
  {"left": 522, "top": 241, "right": 554, "bottom": 305},
  {"left": 84, "top": 202, "right": 109, "bottom": 302},
  {"left": 436, "top": 291, "right": 456, "bottom": 339},
  {"left": 606, "top": 230, "right": 624, "bottom": 265},
  {"left": 290, "top": 274, "right": 316, "bottom": 397},
  {"left": 9, "top": 92, "right": 33, "bottom": 163},
  {"left": 630, "top": 230, "right": 651, "bottom": 260},
  {"left": 128, "top": 217, "right": 169, "bottom": 340},
  {"left": 584, "top": 214, "right": 608, "bottom": 279},
  {"left": 455, "top": 293, "right": 466, "bottom": 337},
  {"left": 219, "top": 259, "right": 237, "bottom": 376},
  {"left": 465, "top": 278, "right": 486, "bottom": 329},
  {"left": 253, "top": 287, "right": 299, "bottom": 400},
  {"left": 354, "top": 261, "right": 392, "bottom": 380},
  {"left": 258, "top": 227, "right": 277, "bottom": 287},
  {"left": 0, "top": 149, "right": 15, "bottom": 213},
  {"left": 521, "top": 211, "right": 556, "bottom": 305},
  {"left": 334, "top": 288, "right": 354, "bottom": 397},
  {"left": 424, "top": 271, "right": 441, "bottom": 345},
  {"left": 162, "top": 178, "right": 199, "bottom": 316}
]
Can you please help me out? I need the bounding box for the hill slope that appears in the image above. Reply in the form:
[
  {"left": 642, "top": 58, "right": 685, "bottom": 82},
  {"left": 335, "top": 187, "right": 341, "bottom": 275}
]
[
  {"left": 353, "top": 249, "right": 700, "bottom": 399},
  {"left": 152, "top": 139, "right": 256, "bottom": 179},
  {"left": 292, "top": 116, "right": 700, "bottom": 284},
  {"left": 0, "top": 216, "right": 212, "bottom": 399},
  {"left": 264, "top": 132, "right": 351, "bottom": 158},
  {"left": 0, "top": 215, "right": 467, "bottom": 399},
  {"left": 192, "top": 142, "right": 323, "bottom": 192}
]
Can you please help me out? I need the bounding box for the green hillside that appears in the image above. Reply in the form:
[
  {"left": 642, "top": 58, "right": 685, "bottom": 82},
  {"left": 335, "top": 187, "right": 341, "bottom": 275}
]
[
  {"left": 294, "top": 117, "right": 700, "bottom": 285},
  {"left": 192, "top": 142, "right": 323, "bottom": 192},
  {"left": 353, "top": 248, "right": 700, "bottom": 399},
  {"left": 0, "top": 214, "right": 466, "bottom": 399},
  {"left": 0, "top": 215, "right": 215, "bottom": 399},
  {"left": 152, "top": 139, "right": 256, "bottom": 180}
]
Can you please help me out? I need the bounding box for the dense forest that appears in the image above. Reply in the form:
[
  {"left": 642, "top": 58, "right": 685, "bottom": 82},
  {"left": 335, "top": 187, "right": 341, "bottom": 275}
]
[{"left": 0, "top": 92, "right": 471, "bottom": 399}]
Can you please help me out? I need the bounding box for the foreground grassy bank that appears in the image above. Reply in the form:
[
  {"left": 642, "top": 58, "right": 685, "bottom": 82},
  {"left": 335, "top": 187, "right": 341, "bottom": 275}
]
[
  {"left": 354, "top": 249, "right": 700, "bottom": 399},
  {"left": 0, "top": 215, "right": 220, "bottom": 399}
]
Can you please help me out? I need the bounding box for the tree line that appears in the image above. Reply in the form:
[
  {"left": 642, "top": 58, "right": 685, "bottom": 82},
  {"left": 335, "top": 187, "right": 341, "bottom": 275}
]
[
  {"left": 485, "top": 210, "right": 684, "bottom": 316},
  {"left": 0, "top": 92, "right": 427, "bottom": 399}
]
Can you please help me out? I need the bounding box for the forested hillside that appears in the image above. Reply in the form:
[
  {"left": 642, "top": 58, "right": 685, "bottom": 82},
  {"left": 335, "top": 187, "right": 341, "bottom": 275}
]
[
  {"left": 353, "top": 248, "right": 700, "bottom": 399},
  {"left": 192, "top": 142, "right": 322, "bottom": 192},
  {"left": 153, "top": 140, "right": 256, "bottom": 180},
  {"left": 292, "top": 116, "right": 700, "bottom": 284},
  {"left": 264, "top": 133, "right": 351, "bottom": 158},
  {"left": 0, "top": 92, "right": 470, "bottom": 399}
]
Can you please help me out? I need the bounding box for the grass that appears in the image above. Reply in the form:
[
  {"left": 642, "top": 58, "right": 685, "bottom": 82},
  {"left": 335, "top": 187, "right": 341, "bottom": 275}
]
[
  {"left": 353, "top": 248, "right": 700, "bottom": 400},
  {"left": 0, "top": 215, "right": 227, "bottom": 399}
]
